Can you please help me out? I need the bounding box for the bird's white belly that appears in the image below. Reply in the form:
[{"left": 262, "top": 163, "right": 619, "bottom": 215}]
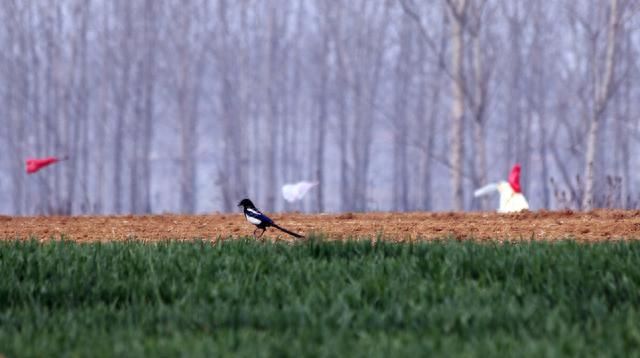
[{"left": 245, "top": 214, "right": 262, "bottom": 225}]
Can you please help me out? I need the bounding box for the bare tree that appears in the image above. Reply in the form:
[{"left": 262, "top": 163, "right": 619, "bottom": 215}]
[
  {"left": 466, "top": 0, "right": 492, "bottom": 210},
  {"left": 2, "top": 0, "right": 27, "bottom": 214},
  {"left": 582, "top": 0, "right": 620, "bottom": 210},
  {"left": 446, "top": 0, "right": 468, "bottom": 211},
  {"left": 134, "top": 0, "right": 158, "bottom": 213},
  {"left": 111, "top": 0, "right": 134, "bottom": 213},
  {"left": 392, "top": 19, "right": 413, "bottom": 211},
  {"left": 313, "top": 1, "right": 332, "bottom": 213},
  {"left": 168, "top": 0, "right": 207, "bottom": 214},
  {"left": 216, "top": 0, "right": 249, "bottom": 212},
  {"left": 334, "top": 0, "right": 392, "bottom": 211}
]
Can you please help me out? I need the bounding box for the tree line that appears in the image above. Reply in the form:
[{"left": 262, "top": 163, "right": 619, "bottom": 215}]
[{"left": 0, "top": 0, "right": 638, "bottom": 215}]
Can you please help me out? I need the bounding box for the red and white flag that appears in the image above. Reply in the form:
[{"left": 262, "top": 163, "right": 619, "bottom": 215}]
[{"left": 474, "top": 164, "right": 529, "bottom": 213}]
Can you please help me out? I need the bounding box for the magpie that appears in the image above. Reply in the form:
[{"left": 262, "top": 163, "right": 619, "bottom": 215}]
[{"left": 238, "top": 198, "right": 304, "bottom": 239}]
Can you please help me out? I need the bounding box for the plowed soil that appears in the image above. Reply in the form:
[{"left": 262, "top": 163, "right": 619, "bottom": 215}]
[{"left": 1, "top": 210, "right": 640, "bottom": 242}]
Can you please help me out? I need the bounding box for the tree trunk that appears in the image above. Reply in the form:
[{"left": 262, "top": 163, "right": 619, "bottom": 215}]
[
  {"left": 393, "top": 24, "right": 411, "bottom": 211},
  {"left": 583, "top": 118, "right": 599, "bottom": 210},
  {"left": 338, "top": 85, "right": 350, "bottom": 211},
  {"left": 449, "top": 0, "right": 466, "bottom": 211},
  {"left": 583, "top": 0, "right": 618, "bottom": 210},
  {"left": 473, "top": 122, "right": 488, "bottom": 209},
  {"left": 315, "top": 35, "right": 328, "bottom": 213},
  {"left": 141, "top": 0, "right": 156, "bottom": 214},
  {"left": 470, "top": 29, "right": 489, "bottom": 211},
  {"left": 112, "top": 0, "right": 133, "bottom": 214},
  {"left": 264, "top": 3, "right": 279, "bottom": 211}
]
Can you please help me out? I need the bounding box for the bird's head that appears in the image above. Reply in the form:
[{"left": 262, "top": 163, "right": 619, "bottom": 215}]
[{"left": 238, "top": 198, "right": 256, "bottom": 209}]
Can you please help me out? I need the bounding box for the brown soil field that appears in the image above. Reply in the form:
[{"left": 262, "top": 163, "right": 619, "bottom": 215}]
[{"left": 1, "top": 210, "right": 640, "bottom": 242}]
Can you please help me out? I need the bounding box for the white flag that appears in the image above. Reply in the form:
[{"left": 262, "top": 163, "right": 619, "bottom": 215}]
[{"left": 282, "top": 181, "right": 319, "bottom": 202}]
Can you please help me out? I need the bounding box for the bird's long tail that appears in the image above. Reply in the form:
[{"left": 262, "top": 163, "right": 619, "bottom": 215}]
[{"left": 272, "top": 223, "right": 305, "bottom": 239}]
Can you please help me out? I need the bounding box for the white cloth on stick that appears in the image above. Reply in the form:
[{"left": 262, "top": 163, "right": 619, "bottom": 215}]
[{"left": 282, "top": 181, "right": 319, "bottom": 202}]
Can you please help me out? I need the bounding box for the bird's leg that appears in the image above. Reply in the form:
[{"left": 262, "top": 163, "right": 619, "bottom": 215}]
[{"left": 253, "top": 228, "right": 266, "bottom": 241}]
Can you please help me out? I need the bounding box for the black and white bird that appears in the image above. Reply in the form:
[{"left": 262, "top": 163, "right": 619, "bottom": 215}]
[{"left": 238, "top": 198, "right": 304, "bottom": 239}]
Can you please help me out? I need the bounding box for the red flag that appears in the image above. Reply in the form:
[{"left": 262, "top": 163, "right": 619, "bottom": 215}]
[
  {"left": 507, "top": 164, "right": 522, "bottom": 193},
  {"left": 26, "top": 156, "right": 67, "bottom": 174}
]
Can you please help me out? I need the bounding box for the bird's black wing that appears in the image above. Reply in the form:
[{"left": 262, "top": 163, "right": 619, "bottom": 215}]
[{"left": 245, "top": 208, "right": 274, "bottom": 225}]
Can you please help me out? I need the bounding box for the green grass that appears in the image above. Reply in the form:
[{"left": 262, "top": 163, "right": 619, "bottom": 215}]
[{"left": 1, "top": 237, "right": 640, "bottom": 357}]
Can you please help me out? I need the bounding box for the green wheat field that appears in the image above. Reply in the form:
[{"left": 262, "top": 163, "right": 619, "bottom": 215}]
[{"left": 1, "top": 238, "right": 640, "bottom": 357}]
